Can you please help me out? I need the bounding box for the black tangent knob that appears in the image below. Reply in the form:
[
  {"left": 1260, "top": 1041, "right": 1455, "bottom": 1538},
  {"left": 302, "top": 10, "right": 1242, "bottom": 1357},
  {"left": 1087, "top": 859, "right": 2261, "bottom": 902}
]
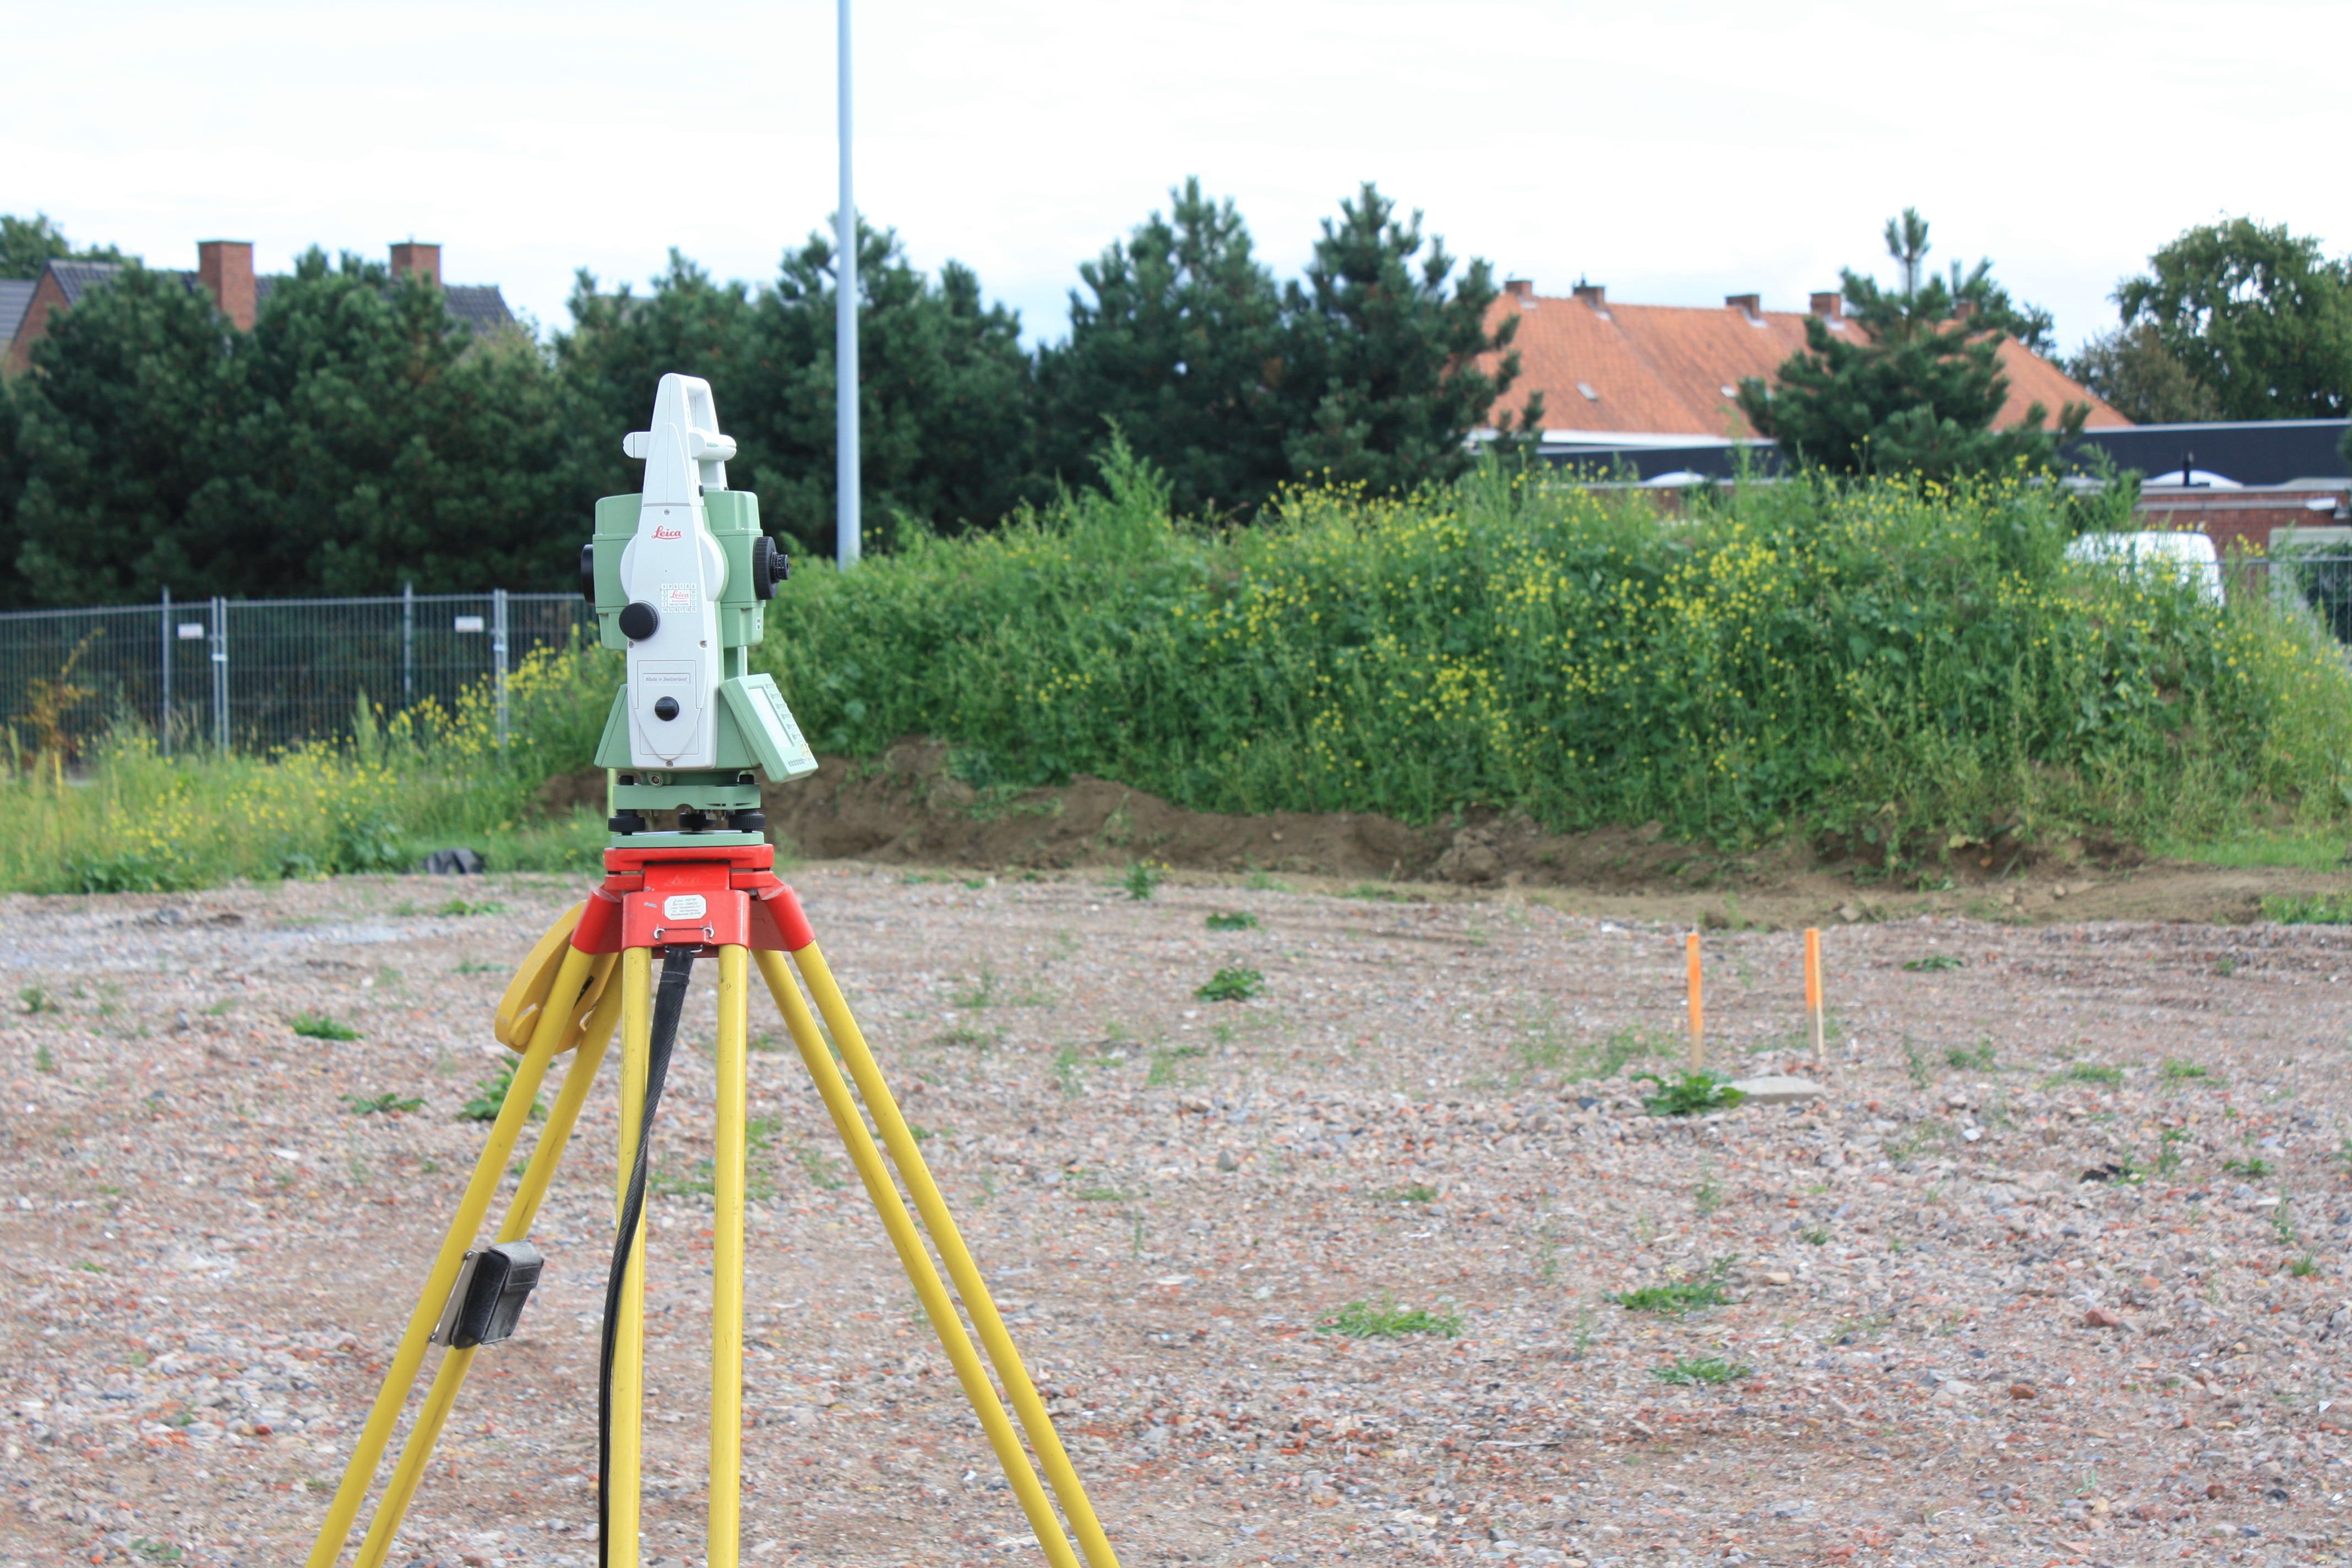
[
  {"left": 752, "top": 536, "right": 787, "bottom": 601},
  {"left": 654, "top": 696, "right": 680, "bottom": 721},
  {"left": 618, "top": 601, "right": 659, "bottom": 641},
  {"left": 579, "top": 542, "right": 597, "bottom": 604}
]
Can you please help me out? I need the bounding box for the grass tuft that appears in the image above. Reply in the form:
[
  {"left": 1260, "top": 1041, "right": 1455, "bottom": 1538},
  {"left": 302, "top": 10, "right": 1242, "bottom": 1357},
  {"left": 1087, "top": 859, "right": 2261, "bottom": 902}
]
[
  {"left": 340, "top": 1091, "right": 422, "bottom": 1116},
  {"left": 1636, "top": 1071, "right": 1746, "bottom": 1117},
  {"left": 1651, "top": 1356, "right": 1752, "bottom": 1385},
  {"left": 1314, "top": 1294, "right": 1462, "bottom": 1338},
  {"left": 292, "top": 1012, "right": 362, "bottom": 1041}
]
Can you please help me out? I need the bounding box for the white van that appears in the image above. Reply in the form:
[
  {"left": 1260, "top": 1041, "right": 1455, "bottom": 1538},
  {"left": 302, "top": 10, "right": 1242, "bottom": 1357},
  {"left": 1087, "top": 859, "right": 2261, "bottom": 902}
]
[{"left": 2064, "top": 530, "right": 2223, "bottom": 605}]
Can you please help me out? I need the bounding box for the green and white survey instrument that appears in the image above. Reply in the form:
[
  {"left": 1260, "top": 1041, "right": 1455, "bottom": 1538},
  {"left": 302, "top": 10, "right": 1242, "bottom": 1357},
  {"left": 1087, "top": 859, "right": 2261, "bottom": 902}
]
[{"left": 582, "top": 373, "right": 817, "bottom": 844}]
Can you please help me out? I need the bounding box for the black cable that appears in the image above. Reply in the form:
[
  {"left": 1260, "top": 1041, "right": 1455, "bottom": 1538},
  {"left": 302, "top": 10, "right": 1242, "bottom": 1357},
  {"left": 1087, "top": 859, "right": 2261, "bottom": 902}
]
[{"left": 598, "top": 945, "right": 696, "bottom": 1568}]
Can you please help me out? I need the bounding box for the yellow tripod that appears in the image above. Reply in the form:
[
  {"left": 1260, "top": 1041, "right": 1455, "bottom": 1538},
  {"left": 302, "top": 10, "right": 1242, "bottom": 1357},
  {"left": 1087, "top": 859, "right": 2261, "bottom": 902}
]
[{"left": 306, "top": 843, "right": 1120, "bottom": 1568}]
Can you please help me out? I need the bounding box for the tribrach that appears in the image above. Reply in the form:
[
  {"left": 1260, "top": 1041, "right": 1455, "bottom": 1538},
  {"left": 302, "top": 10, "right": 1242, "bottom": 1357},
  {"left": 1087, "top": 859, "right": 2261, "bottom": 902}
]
[{"left": 307, "top": 378, "right": 1121, "bottom": 1568}]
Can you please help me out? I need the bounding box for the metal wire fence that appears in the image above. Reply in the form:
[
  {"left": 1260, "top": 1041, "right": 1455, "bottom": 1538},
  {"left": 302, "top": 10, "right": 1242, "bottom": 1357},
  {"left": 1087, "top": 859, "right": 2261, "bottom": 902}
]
[{"left": 0, "top": 589, "right": 595, "bottom": 758}]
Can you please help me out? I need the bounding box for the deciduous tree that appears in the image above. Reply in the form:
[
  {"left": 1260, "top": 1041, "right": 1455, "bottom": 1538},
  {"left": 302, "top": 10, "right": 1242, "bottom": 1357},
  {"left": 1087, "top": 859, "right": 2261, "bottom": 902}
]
[{"left": 2115, "top": 217, "right": 2352, "bottom": 420}]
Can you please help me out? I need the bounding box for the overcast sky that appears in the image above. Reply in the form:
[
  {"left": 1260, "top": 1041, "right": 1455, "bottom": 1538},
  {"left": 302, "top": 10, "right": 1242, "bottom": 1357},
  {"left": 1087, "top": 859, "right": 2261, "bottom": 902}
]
[{"left": 9, "top": 1, "right": 2343, "bottom": 356}]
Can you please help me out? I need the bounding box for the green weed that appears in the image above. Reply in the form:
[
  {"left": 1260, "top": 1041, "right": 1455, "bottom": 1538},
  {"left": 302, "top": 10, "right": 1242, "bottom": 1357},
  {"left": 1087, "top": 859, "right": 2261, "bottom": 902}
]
[
  {"left": 436, "top": 898, "right": 509, "bottom": 917},
  {"left": 1195, "top": 967, "right": 1265, "bottom": 1002},
  {"left": 1903, "top": 954, "right": 1965, "bottom": 972},
  {"left": 1945, "top": 1040, "right": 1997, "bottom": 1071},
  {"left": 2290, "top": 1251, "right": 2320, "bottom": 1278},
  {"left": 1204, "top": 911, "right": 1259, "bottom": 932},
  {"left": 1315, "top": 1294, "right": 1462, "bottom": 1338},
  {"left": 291, "top": 1012, "right": 362, "bottom": 1041},
  {"left": 1652, "top": 1356, "right": 1751, "bottom": 1385},
  {"left": 2156, "top": 1128, "right": 2190, "bottom": 1175},
  {"left": 1370, "top": 1183, "right": 1438, "bottom": 1203},
  {"left": 1636, "top": 1071, "right": 1746, "bottom": 1117},
  {"left": 2049, "top": 1063, "right": 2124, "bottom": 1088},
  {"left": 340, "top": 1091, "right": 423, "bottom": 1116},
  {"left": 19, "top": 984, "right": 58, "bottom": 1015},
  {"left": 1343, "top": 883, "right": 1417, "bottom": 903},
  {"left": 2160, "top": 1059, "right": 2215, "bottom": 1085},
  {"left": 453, "top": 959, "right": 501, "bottom": 975},
  {"left": 2222, "top": 1157, "right": 2272, "bottom": 1179},
  {"left": 2261, "top": 892, "right": 2352, "bottom": 924},
  {"left": 1120, "top": 861, "right": 1165, "bottom": 901},
  {"left": 1903, "top": 1036, "right": 1933, "bottom": 1087},
  {"left": 1050, "top": 1042, "right": 1088, "bottom": 1097},
  {"left": 1693, "top": 1174, "right": 1724, "bottom": 1215},
  {"left": 458, "top": 1064, "right": 546, "bottom": 1123},
  {"left": 32, "top": 1040, "right": 55, "bottom": 1073},
  {"left": 1799, "top": 1225, "right": 1831, "bottom": 1245}
]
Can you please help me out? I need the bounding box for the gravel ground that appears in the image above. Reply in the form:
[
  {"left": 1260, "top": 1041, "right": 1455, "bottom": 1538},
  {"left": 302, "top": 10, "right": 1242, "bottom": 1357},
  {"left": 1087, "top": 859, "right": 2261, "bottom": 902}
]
[{"left": 3, "top": 866, "right": 2350, "bottom": 1568}]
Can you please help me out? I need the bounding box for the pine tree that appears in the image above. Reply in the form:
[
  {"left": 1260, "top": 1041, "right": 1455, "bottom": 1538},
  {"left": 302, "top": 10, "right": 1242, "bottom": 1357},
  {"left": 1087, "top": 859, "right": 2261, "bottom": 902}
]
[
  {"left": 1037, "top": 178, "right": 1289, "bottom": 518},
  {"left": 1276, "top": 183, "right": 1539, "bottom": 494},
  {"left": 1737, "top": 209, "right": 2083, "bottom": 480},
  {"left": 9, "top": 264, "right": 241, "bottom": 603},
  {"left": 729, "top": 220, "right": 1038, "bottom": 554}
]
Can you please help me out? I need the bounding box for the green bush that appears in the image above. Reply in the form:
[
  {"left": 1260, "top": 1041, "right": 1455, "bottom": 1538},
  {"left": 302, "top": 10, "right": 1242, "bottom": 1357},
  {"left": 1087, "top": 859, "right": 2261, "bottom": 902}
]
[{"left": 756, "top": 448, "right": 2352, "bottom": 856}]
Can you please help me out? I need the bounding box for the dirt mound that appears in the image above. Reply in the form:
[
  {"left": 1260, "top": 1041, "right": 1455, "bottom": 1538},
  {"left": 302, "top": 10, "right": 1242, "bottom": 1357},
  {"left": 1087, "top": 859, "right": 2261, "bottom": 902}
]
[{"left": 537, "top": 739, "right": 2350, "bottom": 926}]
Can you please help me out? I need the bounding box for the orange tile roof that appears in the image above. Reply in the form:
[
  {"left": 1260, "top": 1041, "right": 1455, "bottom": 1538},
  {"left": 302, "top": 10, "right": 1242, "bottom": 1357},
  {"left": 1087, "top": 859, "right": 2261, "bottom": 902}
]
[{"left": 1479, "top": 289, "right": 2128, "bottom": 438}]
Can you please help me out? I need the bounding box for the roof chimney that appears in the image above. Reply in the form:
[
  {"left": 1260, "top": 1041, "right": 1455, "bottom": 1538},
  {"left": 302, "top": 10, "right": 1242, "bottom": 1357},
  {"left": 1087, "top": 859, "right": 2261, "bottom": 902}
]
[
  {"left": 1809, "top": 291, "right": 1843, "bottom": 320},
  {"left": 1502, "top": 277, "right": 1534, "bottom": 303},
  {"left": 1952, "top": 299, "right": 1977, "bottom": 321},
  {"left": 196, "top": 241, "right": 255, "bottom": 330},
  {"left": 390, "top": 242, "right": 442, "bottom": 286},
  {"left": 1571, "top": 282, "right": 1608, "bottom": 318},
  {"left": 1725, "top": 293, "right": 1761, "bottom": 321}
]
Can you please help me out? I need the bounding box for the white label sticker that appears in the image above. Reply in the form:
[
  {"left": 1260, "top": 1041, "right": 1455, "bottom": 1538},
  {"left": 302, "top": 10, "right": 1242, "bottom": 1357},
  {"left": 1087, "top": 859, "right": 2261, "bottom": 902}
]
[
  {"left": 662, "top": 894, "right": 708, "bottom": 921},
  {"left": 659, "top": 582, "right": 696, "bottom": 611}
]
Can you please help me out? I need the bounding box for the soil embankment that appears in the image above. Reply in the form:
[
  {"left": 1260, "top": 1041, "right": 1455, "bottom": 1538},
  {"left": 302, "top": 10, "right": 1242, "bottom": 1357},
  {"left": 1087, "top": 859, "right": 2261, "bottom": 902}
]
[{"left": 540, "top": 738, "right": 2351, "bottom": 927}]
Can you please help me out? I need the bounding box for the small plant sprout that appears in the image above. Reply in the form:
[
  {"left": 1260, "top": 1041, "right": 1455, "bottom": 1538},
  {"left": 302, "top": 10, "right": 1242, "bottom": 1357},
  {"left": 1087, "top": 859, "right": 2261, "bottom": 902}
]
[
  {"left": 2290, "top": 1251, "right": 2320, "bottom": 1278},
  {"left": 292, "top": 1013, "right": 362, "bottom": 1041},
  {"left": 1903, "top": 954, "right": 1964, "bottom": 972},
  {"left": 1195, "top": 967, "right": 1265, "bottom": 1003},
  {"left": 1119, "top": 861, "right": 1165, "bottom": 901},
  {"left": 437, "top": 898, "right": 509, "bottom": 917},
  {"left": 1693, "top": 1172, "right": 1724, "bottom": 1215},
  {"left": 1370, "top": 1183, "right": 1438, "bottom": 1204},
  {"left": 1204, "top": 911, "right": 1258, "bottom": 932},
  {"left": 19, "top": 984, "right": 59, "bottom": 1015}
]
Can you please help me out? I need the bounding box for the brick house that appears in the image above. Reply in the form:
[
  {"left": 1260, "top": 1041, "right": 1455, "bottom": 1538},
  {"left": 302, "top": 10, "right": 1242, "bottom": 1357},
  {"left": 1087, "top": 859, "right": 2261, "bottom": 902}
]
[
  {"left": 4, "top": 239, "right": 515, "bottom": 374},
  {"left": 1474, "top": 279, "right": 2127, "bottom": 453}
]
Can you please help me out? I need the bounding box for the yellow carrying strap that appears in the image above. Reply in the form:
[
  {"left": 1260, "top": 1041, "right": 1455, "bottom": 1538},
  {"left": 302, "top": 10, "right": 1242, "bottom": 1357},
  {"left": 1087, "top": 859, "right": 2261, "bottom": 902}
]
[
  {"left": 607, "top": 948, "right": 654, "bottom": 1568},
  {"left": 349, "top": 979, "right": 624, "bottom": 1568},
  {"left": 307, "top": 937, "right": 604, "bottom": 1568},
  {"left": 752, "top": 950, "right": 1083, "bottom": 1568}
]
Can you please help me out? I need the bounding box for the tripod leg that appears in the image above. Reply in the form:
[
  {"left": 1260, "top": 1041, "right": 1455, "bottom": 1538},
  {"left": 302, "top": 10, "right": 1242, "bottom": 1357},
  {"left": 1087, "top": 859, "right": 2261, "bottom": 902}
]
[
  {"left": 709, "top": 946, "right": 748, "bottom": 1568},
  {"left": 349, "top": 981, "right": 625, "bottom": 1568},
  {"left": 609, "top": 948, "right": 654, "bottom": 1568},
  {"left": 790, "top": 942, "right": 1120, "bottom": 1568},
  {"left": 307, "top": 944, "right": 601, "bottom": 1568},
  {"left": 752, "top": 951, "right": 1083, "bottom": 1568}
]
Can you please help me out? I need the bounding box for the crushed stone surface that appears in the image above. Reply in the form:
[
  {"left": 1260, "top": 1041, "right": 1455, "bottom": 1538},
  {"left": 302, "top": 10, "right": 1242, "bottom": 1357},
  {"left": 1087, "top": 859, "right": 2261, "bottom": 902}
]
[{"left": 2, "top": 866, "right": 2349, "bottom": 1568}]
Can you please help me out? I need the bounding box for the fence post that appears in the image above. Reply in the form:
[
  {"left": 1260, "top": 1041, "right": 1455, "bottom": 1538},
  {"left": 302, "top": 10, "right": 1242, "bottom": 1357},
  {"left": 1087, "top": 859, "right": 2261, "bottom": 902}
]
[
  {"left": 160, "top": 586, "right": 172, "bottom": 760},
  {"left": 401, "top": 580, "right": 415, "bottom": 710},
  {"left": 210, "top": 595, "right": 230, "bottom": 754},
  {"left": 492, "top": 587, "right": 509, "bottom": 750}
]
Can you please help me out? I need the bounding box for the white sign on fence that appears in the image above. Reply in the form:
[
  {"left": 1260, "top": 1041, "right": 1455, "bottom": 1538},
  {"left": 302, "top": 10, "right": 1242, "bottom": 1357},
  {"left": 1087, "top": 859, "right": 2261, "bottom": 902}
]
[
  {"left": 453, "top": 616, "right": 486, "bottom": 633},
  {"left": 177, "top": 623, "right": 206, "bottom": 640}
]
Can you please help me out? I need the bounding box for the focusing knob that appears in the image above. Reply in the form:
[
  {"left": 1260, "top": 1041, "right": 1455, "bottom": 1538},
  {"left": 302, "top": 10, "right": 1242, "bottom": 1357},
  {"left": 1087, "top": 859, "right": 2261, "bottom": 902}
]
[
  {"left": 618, "top": 602, "right": 659, "bottom": 641},
  {"left": 579, "top": 542, "right": 597, "bottom": 604},
  {"left": 751, "top": 536, "right": 788, "bottom": 600},
  {"left": 654, "top": 696, "right": 679, "bottom": 721}
]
